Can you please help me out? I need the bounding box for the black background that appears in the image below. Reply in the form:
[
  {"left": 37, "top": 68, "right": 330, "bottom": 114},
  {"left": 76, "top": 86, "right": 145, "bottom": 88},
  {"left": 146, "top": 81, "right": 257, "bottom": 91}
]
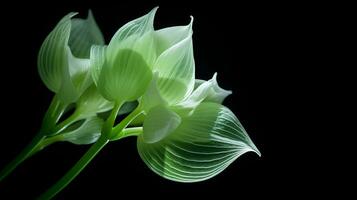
[{"left": 0, "top": 1, "right": 320, "bottom": 199}]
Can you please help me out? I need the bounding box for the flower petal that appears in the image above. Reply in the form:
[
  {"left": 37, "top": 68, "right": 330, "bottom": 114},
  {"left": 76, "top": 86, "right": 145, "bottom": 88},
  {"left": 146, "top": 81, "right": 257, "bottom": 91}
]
[
  {"left": 76, "top": 84, "right": 114, "bottom": 119},
  {"left": 154, "top": 34, "right": 195, "bottom": 105},
  {"left": 154, "top": 16, "right": 193, "bottom": 56},
  {"left": 62, "top": 117, "right": 103, "bottom": 145},
  {"left": 97, "top": 49, "right": 152, "bottom": 102},
  {"left": 196, "top": 73, "right": 232, "bottom": 104},
  {"left": 137, "top": 102, "right": 260, "bottom": 182},
  {"left": 143, "top": 105, "right": 181, "bottom": 144},
  {"left": 106, "top": 7, "right": 158, "bottom": 63},
  {"left": 38, "top": 13, "right": 76, "bottom": 94},
  {"left": 69, "top": 10, "right": 105, "bottom": 58}
]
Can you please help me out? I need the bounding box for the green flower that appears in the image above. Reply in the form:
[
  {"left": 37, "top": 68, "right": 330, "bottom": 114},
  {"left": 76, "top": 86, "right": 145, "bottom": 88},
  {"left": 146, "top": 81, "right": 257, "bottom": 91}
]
[{"left": 38, "top": 11, "right": 104, "bottom": 104}]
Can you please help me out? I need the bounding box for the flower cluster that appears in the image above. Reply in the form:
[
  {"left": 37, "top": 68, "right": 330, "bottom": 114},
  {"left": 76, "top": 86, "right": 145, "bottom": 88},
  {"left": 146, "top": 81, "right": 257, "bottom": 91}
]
[{"left": 1, "top": 8, "right": 260, "bottom": 197}]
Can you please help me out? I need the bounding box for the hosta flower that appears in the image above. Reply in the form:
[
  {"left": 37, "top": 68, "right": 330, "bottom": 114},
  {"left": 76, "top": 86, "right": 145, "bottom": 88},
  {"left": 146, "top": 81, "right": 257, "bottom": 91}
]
[
  {"left": 0, "top": 8, "right": 261, "bottom": 198},
  {"left": 38, "top": 11, "right": 104, "bottom": 104}
]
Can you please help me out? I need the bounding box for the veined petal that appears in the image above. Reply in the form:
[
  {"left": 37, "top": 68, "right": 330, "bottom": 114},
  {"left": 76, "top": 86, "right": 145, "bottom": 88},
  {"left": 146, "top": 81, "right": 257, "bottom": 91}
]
[
  {"left": 137, "top": 102, "right": 260, "bottom": 182},
  {"left": 69, "top": 10, "right": 105, "bottom": 58},
  {"left": 90, "top": 45, "right": 107, "bottom": 86},
  {"left": 76, "top": 84, "right": 114, "bottom": 119},
  {"left": 173, "top": 73, "right": 232, "bottom": 116},
  {"left": 196, "top": 73, "right": 232, "bottom": 104},
  {"left": 62, "top": 117, "right": 103, "bottom": 145},
  {"left": 38, "top": 13, "right": 76, "bottom": 94},
  {"left": 143, "top": 105, "right": 181, "bottom": 144},
  {"left": 155, "top": 16, "right": 193, "bottom": 55},
  {"left": 140, "top": 72, "right": 167, "bottom": 113},
  {"left": 106, "top": 7, "right": 158, "bottom": 62},
  {"left": 154, "top": 34, "right": 195, "bottom": 105},
  {"left": 98, "top": 49, "right": 152, "bottom": 102}
]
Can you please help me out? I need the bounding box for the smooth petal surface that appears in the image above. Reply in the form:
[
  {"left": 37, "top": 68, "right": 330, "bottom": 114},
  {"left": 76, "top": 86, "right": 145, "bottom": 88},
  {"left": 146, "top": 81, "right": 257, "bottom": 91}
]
[
  {"left": 143, "top": 105, "right": 181, "bottom": 143},
  {"left": 62, "top": 117, "right": 103, "bottom": 145},
  {"left": 137, "top": 102, "right": 260, "bottom": 182},
  {"left": 69, "top": 10, "right": 105, "bottom": 58}
]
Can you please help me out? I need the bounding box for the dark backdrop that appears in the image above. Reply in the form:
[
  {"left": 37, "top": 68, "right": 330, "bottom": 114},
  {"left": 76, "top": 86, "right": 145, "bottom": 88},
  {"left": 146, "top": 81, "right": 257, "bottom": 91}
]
[{"left": 0, "top": 1, "right": 309, "bottom": 199}]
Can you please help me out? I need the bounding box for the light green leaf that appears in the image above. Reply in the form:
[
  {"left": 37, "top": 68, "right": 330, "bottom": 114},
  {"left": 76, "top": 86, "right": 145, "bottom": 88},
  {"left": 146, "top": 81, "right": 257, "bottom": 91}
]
[
  {"left": 137, "top": 102, "right": 260, "bottom": 182},
  {"left": 154, "top": 33, "right": 195, "bottom": 105},
  {"left": 69, "top": 10, "right": 105, "bottom": 58},
  {"left": 62, "top": 117, "right": 103, "bottom": 145},
  {"left": 143, "top": 105, "right": 181, "bottom": 143},
  {"left": 76, "top": 84, "right": 114, "bottom": 119},
  {"left": 97, "top": 49, "right": 152, "bottom": 102}
]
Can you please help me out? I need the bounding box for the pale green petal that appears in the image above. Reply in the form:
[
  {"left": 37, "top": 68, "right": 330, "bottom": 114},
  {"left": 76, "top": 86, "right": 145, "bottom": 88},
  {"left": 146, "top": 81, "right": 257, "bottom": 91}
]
[
  {"left": 62, "top": 117, "right": 103, "bottom": 145},
  {"left": 154, "top": 34, "right": 195, "bottom": 105},
  {"left": 97, "top": 49, "right": 152, "bottom": 102},
  {"left": 137, "top": 102, "right": 260, "bottom": 182},
  {"left": 69, "top": 10, "right": 105, "bottom": 58},
  {"left": 197, "top": 73, "right": 232, "bottom": 104},
  {"left": 140, "top": 72, "right": 167, "bottom": 113},
  {"left": 38, "top": 13, "right": 76, "bottom": 94},
  {"left": 97, "top": 8, "right": 158, "bottom": 102},
  {"left": 173, "top": 73, "right": 232, "bottom": 116},
  {"left": 106, "top": 7, "right": 158, "bottom": 62},
  {"left": 89, "top": 45, "right": 107, "bottom": 85},
  {"left": 76, "top": 84, "right": 114, "bottom": 119},
  {"left": 143, "top": 105, "right": 181, "bottom": 144},
  {"left": 155, "top": 16, "right": 193, "bottom": 55},
  {"left": 38, "top": 12, "right": 103, "bottom": 104}
]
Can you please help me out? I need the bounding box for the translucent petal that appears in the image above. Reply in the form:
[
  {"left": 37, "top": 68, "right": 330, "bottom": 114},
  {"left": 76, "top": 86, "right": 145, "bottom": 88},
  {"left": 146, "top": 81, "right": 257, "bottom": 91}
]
[
  {"left": 195, "top": 73, "right": 232, "bottom": 104},
  {"left": 143, "top": 105, "right": 181, "bottom": 143},
  {"left": 154, "top": 16, "right": 193, "bottom": 55},
  {"left": 106, "top": 7, "right": 158, "bottom": 62},
  {"left": 62, "top": 117, "right": 103, "bottom": 145},
  {"left": 76, "top": 84, "right": 114, "bottom": 119},
  {"left": 137, "top": 102, "right": 260, "bottom": 182},
  {"left": 154, "top": 34, "right": 195, "bottom": 105},
  {"left": 69, "top": 10, "right": 105, "bottom": 58},
  {"left": 89, "top": 45, "right": 107, "bottom": 86},
  {"left": 38, "top": 13, "right": 76, "bottom": 94},
  {"left": 140, "top": 73, "right": 167, "bottom": 113},
  {"left": 97, "top": 49, "right": 152, "bottom": 102},
  {"left": 173, "top": 73, "right": 232, "bottom": 116}
]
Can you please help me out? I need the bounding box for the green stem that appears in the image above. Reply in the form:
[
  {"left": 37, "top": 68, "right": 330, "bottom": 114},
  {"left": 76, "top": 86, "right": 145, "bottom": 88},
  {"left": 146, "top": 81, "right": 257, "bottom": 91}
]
[
  {"left": 38, "top": 102, "right": 124, "bottom": 199},
  {"left": 111, "top": 106, "right": 144, "bottom": 138},
  {"left": 50, "top": 111, "right": 81, "bottom": 135},
  {"left": 38, "top": 136, "right": 108, "bottom": 200},
  {"left": 31, "top": 134, "right": 65, "bottom": 156},
  {"left": 41, "top": 95, "right": 66, "bottom": 133},
  {"left": 0, "top": 132, "right": 45, "bottom": 181},
  {"left": 102, "top": 102, "right": 123, "bottom": 138},
  {"left": 110, "top": 127, "right": 143, "bottom": 141}
]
